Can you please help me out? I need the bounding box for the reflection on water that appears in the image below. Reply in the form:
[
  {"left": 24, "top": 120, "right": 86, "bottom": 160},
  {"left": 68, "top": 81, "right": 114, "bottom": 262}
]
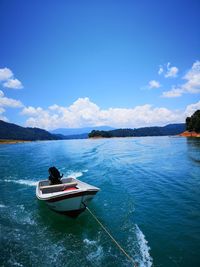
[{"left": 186, "top": 138, "right": 200, "bottom": 163}]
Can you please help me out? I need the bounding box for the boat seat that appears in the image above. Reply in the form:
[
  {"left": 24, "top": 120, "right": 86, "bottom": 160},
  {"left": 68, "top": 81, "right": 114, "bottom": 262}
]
[{"left": 40, "top": 182, "right": 78, "bottom": 194}]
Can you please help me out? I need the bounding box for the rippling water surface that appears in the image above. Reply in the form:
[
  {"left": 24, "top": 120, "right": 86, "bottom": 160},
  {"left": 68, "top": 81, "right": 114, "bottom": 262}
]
[{"left": 0, "top": 137, "right": 200, "bottom": 267}]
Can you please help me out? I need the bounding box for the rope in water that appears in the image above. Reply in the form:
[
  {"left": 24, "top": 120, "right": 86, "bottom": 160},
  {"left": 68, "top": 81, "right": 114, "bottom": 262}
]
[{"left": 86, "top": 207, "right": 137, "bottom": 267}]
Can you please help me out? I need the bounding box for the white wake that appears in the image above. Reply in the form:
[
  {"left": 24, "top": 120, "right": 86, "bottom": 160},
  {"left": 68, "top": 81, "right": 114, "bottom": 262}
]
[{"left": 135, "top": 224, "right": 153, "bottom": 267}]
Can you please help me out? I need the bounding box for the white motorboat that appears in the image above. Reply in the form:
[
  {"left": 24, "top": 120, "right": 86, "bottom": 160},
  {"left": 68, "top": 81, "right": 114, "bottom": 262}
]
[{"left": 36, "top": 177, "right": 100, "bottom": 217}]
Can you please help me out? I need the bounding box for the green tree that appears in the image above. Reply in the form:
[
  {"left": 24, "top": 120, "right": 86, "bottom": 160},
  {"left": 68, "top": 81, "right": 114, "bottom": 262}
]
[{"left": 186, "top": 110, "right": 200, "bottom": 132}]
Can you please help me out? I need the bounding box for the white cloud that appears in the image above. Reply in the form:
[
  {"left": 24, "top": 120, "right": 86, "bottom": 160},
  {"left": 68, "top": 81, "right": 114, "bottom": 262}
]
[
  {"left": 0, "top": 67, "right": 23, "bottom": 89},
  {"left": 162, "top": 87, "right": 182, "bottom": 98},
  {"left": 0, "top": 115, "right": 8, "bottom": 121},
  {"left": 21, "top": 97, "right": 186, "bottom": 130},
  {"left": 158, "top": 63, "right": 178, "bottom": 78},
  {"left": 0, "top": 90, "right": 23, "bottom": 121},
  {"left": 0, "top": 107, "right": 8, "bottom": 121},
  {"left": 182, "top": 61, "right": 200, "bottom": 93},
  {"left": 0, "top": 68, "right": 13, "bottom": 81},
  {"left": 3, "top": 78, "right": 23, "bottom": 89},
  {"left": 165, "top": 63, "right": 179, "bottom": 78},
  {"left": 184, "top": 100, "right": 200, "bottom": 117},
  {"left": 21, "top": 106, "right": 43, "bottom": 116},
  {"left": 158, "top": 66, "right": 163, "bottom": 75},
  {"left": 162, "top": 61, "right": 200, "bottom": 98},
  {"left": 148, "top": 80, "right": 161, "bottom": 89},
  {"left": 0, "top": 90, "right": 23, "bottom": 108}
]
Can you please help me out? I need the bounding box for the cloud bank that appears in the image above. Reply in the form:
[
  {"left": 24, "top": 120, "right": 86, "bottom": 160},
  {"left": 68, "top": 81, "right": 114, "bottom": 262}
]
[{"left": 21, "top": 97, "right": 198, "bottom": 130}]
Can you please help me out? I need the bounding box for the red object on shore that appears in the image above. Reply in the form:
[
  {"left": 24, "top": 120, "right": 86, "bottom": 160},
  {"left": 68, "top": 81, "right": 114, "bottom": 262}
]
[{"left": 179, "top": 131, "right": 200, "bottom": 137}]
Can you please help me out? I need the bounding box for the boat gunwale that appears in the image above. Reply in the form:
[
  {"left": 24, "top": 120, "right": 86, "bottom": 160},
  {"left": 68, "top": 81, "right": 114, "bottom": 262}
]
[{"left": 36, "top": 178, "right": 100, "bottom": 201}]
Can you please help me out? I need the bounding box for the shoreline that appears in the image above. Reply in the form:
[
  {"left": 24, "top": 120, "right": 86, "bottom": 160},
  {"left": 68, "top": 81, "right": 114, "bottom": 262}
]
[
  {"left": 89, "top": 135, "right": 182, "bottom": 139},
  {"left": 0, "top": 140, "right": 32, "bottom": 145},
  {"left": 179, "top": 131, "right": 200, "bottom": 137},
  {"left": 1, "top": 133, "right": 200, "bottom": 145}
]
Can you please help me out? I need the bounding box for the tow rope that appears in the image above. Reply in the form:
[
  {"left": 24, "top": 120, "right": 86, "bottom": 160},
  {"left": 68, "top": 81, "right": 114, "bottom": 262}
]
[{"left": 86, "top": 207, "right": 137, "bottom": 267}]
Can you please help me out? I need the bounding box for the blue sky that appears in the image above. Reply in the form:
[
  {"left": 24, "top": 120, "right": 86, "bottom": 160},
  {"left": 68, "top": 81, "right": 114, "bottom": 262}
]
[{"left": 0, "top": 0, "right": 200, "bottom": 129}]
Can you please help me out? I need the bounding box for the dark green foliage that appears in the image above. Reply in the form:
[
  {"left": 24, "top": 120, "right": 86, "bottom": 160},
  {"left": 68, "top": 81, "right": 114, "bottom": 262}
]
[
  {"left": 186, "top": 110, "right": 200, "bottom": 132},
  {"left": 0, "top": 120, "right": 59, "bottom": 141},
  {"left": 88, "top": 130, "right": 112, "bottom": 138},
  {"left": 88, "top": 124, "right": 186, "bottom": 138},
  {"left": 109, "top": 129, "right": 135, "bottom": 137}
]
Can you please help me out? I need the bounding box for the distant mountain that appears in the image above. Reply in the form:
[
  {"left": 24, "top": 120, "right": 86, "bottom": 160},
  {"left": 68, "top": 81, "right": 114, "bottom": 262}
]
[
  {"left": 89, "top": 123, "right": 186, "bottom": 138},
  {"left": 51, "top": 126, "right": 115, "bottom": 135},
  {"left": 61, "top": 133, "right": 89, "bottom": 139},
  {"left": 0, "top": 120, "right": 59, "bottom": 141},
  {"left": 130, "top": 123, "right": 186, "bottom": 137}
]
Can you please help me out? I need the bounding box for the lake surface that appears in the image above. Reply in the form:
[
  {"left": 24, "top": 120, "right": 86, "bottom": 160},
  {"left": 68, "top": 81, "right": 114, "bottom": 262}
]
[{"left": 0, "top": 137, "right": 200, "bottom": 267}]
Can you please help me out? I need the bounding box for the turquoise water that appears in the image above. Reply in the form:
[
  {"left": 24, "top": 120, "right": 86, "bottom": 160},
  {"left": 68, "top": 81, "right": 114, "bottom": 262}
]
[{"left": 0, "top": 137, "right": 200, "bottom": 267}]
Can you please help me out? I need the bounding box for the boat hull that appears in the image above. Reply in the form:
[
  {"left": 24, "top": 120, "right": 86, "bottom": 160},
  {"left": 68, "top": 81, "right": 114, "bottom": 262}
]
[
  {"left": 36, "top": 178, "right": 99, "bottom": 218},
  {"left": 53, "top": 208, "right": 86, "bottom": 218},
  {"left": 42, "top": 191, "right": 97, "bottom": 217}
]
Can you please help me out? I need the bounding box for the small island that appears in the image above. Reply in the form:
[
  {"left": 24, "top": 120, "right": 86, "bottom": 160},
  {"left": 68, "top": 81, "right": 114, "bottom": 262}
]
[
  {"left": 88, "top": 124, "right": 185, "bottom": 138},
  {"left": 88, "top": 110, "right": 200, "bottom": 139}
]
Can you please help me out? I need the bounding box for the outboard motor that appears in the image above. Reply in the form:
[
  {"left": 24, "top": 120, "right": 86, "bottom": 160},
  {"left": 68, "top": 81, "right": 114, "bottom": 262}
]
[{"left": 48, "top": 166, "right": 63, "bottom": 185}]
